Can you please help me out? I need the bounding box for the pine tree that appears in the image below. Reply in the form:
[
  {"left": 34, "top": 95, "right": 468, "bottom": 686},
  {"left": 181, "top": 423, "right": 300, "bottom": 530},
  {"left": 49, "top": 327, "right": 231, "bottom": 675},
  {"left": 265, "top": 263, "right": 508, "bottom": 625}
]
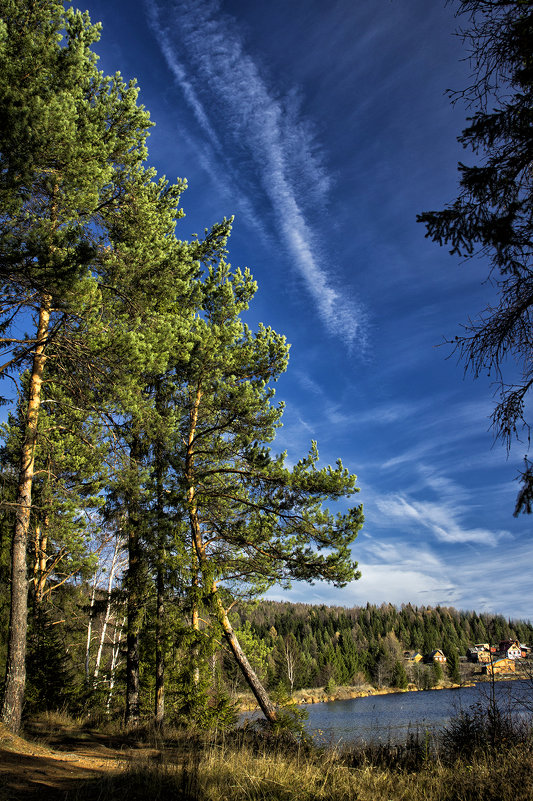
[
  {"left": 418, "top": 1, "right": 533, "bottom": 512},
  {"left": 172, "top": 232, "right": 364, "bottom": 723},
  {"left": 96, "top": 170, "right": 195, "bottom": 727},
  {"left": 0, "top": 0, "right": 153, "bottom": 731}
]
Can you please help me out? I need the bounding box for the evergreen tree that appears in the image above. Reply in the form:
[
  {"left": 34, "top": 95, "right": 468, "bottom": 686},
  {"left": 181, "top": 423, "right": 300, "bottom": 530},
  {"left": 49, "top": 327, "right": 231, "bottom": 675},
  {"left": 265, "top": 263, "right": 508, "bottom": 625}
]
[
  {"left": 391, "top": 660, "right": 408, "bottom": 689},
  {"left": 0, "top": 0, "right": 154, "bottom": 731},
  {"left": 173, "top": 232, "right": 363, "bottom": 723},
  {"left": 418, "top": 1, "right": 533, "bottom": 512},
  {"left": 445, "top": 643, "right": 462, "bottom": 684},
  {"left": 432, "top": 660, "right": 444, "bottom": 686}
]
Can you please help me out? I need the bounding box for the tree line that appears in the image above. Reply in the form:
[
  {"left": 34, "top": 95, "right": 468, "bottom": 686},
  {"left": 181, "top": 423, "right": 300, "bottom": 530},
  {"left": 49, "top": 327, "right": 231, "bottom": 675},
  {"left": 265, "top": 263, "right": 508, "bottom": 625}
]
[
  {"left": 3, "top": 571, "right": 532, "bottom": 725},
  {"left": 234, "top": 599, "right": 533, "bottom": 693},
  {"left": 0, "top": 0, "right": 363, "bottom": 732}
]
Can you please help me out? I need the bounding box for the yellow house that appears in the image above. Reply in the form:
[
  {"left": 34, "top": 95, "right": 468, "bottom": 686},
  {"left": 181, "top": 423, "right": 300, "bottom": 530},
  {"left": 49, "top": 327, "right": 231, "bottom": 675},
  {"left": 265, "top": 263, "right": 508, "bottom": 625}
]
[
  {"left": 407, "top": 652, "right": 424, "bottom": 663},
  {"left": 483, "top": 658, "right": 516, "bottom": 676}
]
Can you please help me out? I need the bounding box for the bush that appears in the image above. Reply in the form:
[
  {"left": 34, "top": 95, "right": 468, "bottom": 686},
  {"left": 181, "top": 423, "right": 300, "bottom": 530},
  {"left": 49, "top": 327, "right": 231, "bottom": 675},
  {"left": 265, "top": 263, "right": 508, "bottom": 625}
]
[{"left": 440, "top": 696, "right": 530, "bottom": 762}]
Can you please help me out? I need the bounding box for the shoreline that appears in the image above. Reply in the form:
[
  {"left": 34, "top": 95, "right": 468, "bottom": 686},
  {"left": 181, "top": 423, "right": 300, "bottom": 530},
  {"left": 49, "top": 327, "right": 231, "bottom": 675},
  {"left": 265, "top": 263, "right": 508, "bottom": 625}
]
[{"left": 237, "top": 673, "right": 524, "bottom": 712}]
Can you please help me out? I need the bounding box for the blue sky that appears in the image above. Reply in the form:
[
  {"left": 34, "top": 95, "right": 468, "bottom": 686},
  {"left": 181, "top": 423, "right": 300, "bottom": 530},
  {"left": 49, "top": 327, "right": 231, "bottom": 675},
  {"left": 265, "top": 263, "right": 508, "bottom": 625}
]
[{"left": 84, "top": 0, "right": 532, "bottom": 620}]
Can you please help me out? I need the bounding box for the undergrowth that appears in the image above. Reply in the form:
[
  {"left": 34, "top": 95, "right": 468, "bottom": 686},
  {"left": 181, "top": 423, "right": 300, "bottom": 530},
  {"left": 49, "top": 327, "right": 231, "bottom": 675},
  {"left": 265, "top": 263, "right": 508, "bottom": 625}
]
[
  {"left": 24, "top": 698, "right": 533, "bottom": 801},
  {"left": 70, "top": 738, "right": 533, "bottom": 801}
]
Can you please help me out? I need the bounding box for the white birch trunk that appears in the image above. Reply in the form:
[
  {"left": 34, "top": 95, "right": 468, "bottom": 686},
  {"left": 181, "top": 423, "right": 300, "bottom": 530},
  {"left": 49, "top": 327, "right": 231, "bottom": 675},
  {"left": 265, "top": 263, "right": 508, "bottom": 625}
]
[{"left": 93, "top": 536, "right": 124, "bottom": 681}]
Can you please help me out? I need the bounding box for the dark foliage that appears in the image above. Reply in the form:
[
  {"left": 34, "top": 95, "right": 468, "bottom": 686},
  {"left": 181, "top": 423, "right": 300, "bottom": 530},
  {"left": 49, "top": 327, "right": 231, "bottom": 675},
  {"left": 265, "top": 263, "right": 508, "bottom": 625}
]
[{"left": 418, "top": 1, "right": 533, "bottom": 512}]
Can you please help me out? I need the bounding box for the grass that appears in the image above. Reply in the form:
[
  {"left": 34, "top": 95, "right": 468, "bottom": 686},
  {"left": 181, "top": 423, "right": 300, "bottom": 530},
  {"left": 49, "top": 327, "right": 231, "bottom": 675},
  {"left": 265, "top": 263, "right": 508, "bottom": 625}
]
[
  {"left": 16, "top": 694, "right": 533, "bottom": 801},
  {"left": 69, "top": 736, "right": 533, "bottom": 801},
  {"left": 56, "top": 713, "right": 533, "bottom": 801}
]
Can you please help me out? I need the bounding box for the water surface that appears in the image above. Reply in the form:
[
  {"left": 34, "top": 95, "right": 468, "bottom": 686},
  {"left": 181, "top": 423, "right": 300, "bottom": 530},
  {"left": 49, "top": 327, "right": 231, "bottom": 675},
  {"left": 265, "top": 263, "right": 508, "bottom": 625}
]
[{"left": 301, "top": 680, "right": 531, "bottom": 745}]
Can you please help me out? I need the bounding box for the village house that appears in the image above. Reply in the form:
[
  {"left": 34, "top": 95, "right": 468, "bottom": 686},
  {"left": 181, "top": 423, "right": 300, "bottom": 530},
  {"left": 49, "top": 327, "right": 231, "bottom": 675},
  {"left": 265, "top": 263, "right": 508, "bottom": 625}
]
[
  {"left": 466, "top": 645, "right": 491, "bottom": 663},
  {"left": 405, "top": 652, "right": 424, "bottom": 663},
  {"left": 424, "top": 649, "right": 447, "bottom": 664},
  {"left": 483, "top": 657, "right": 516, "bottom": 676},
  {"left": 497, "top": 640, "right": 522, "bottom": 660}
]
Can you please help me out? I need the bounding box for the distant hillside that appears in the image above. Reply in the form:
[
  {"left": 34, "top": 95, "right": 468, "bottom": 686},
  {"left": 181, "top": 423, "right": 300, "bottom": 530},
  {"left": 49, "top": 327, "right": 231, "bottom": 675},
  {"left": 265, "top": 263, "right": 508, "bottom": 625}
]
[{"left": 230, "top": 600, "right": 533, "bottom": 692}]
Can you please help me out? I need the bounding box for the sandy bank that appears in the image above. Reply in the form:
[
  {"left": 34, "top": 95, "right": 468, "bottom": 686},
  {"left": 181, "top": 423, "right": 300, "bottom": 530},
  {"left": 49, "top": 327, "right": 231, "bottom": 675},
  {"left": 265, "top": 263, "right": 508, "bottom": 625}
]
[{"left": 236, "top": 681, "right": 471, "bottom": 712}]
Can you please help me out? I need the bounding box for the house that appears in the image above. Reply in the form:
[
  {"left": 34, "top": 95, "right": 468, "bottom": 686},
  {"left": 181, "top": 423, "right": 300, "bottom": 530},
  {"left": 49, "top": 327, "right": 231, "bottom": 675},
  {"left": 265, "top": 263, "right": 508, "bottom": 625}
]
[
  {"left": 497, "top": 640, "right": 522, "bottom": 660},
  {"left": 477, "top": 650, "right": 492, "bottom": 663},
  {"left": 483, "top": 657, "right": 516, "bottom": 676},
  {"left": 406, "top": 652, "right": 424, "bottom": 663},
  {"left": 424, "top": 649, "right": 447, "bottom": 664},
  {"left": 467, "top": 646, "right": 491, "bottom": 663}
]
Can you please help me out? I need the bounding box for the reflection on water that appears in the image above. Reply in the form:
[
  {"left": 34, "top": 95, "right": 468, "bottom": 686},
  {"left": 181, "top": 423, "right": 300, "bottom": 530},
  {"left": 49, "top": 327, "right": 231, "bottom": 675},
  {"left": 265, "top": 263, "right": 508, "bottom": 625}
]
[{"left": 302, "top": 680, "right": 531, "bottom": 745}]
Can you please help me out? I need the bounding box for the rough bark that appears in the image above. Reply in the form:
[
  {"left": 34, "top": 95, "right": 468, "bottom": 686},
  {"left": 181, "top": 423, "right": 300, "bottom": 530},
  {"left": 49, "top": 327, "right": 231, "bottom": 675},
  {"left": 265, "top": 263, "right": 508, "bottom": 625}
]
[
  {"left": 154, "top": 403, "right": 165, "bottom": 727},
  {"left": 125, "top": 436, "right": 142, "bottom": 727},
  {"left": 154, "top": 562, "right": 165, "bottom": 727},
  {"left": 211, "top": 588, "right": 277, "bottom": 723},
  {"left": 191, "top": 573, "right": 201, "bottom": 688},
  {"left": 32, "top": 522, "right": 48, "bottom": 606},
  {"left": 2, "top": 296, "right": 51, "bottom": 732}
]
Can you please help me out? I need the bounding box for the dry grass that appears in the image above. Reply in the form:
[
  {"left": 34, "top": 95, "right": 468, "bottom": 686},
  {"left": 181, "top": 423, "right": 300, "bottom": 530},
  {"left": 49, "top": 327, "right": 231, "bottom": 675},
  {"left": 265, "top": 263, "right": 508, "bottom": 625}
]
[
  {"left": 70, "top": 733, "right": 533, "bottom": 801},
  {"left": 13, "top": 704, "right": 533, "bottom": 801}
]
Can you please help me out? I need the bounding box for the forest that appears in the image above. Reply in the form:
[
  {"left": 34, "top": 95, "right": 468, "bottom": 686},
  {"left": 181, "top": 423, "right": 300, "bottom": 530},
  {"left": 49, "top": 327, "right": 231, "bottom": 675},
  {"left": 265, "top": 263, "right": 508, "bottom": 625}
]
[
  {"left": 2, "top": 2, "right": 533, "bottom": 800},
  {"left": 0, "top": 0, "right": 365, "bottom": 733},
  {"left": 1, "top": 0, "right": 532, "bottom": 740},
  {"left": 3, "top": 574, "right": 533, "bottom": 729}
]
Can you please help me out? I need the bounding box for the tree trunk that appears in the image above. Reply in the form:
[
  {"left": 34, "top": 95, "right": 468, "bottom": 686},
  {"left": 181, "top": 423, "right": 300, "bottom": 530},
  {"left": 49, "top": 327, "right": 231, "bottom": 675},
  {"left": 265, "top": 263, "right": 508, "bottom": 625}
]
[
  {"left": 107, "top": 614, "right": 125, "bottom": 713},
  {"left": 154, "top": 565, "right": 165, "bottom": 727},
  {"left": 33, "top": 517, "right": 49, "bottom": 606},
  {"left": 2, "top": 296, "right": 51, "bottom": 732},
  {"left": 154, "top": 400, "right": 165, "bottom": 728},
  {"left": 94, "top": 535, "right": 123, "bottom": 682},
  {"left": 191, "top": 566, "right": 200, "bottom": 687},
  {"left": 211, "top": 588, "right": 278, "bottom": 723},
  {"left": 125, "top": 436, "right": 142, "bottom": 728},
  {"left": 85, "top": 569, "right": 99, "bottom": 684}
]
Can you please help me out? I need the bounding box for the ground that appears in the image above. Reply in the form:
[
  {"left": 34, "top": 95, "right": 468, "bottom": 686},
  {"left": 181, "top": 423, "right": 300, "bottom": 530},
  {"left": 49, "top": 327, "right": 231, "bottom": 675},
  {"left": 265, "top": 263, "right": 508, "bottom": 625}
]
[{"left": 0, "top": 718, "right": 160, "bottom": 800}]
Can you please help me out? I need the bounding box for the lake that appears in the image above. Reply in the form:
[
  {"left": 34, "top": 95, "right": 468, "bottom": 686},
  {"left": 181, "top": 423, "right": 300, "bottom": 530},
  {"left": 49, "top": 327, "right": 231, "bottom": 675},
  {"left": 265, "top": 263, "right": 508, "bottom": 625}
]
[
  {"left": 242, "top": 680, "right": 532, "bottom": 745},
  {"left": 300, "top": 680, "right": 532, "bottom": 745}
]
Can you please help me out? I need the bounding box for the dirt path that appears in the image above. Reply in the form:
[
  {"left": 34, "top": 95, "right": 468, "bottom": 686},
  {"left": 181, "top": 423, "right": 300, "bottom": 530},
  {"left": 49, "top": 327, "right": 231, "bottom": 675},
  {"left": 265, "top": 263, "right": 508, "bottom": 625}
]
[{"left": 0, "top": 722, "right": 161, "bottom": 800}]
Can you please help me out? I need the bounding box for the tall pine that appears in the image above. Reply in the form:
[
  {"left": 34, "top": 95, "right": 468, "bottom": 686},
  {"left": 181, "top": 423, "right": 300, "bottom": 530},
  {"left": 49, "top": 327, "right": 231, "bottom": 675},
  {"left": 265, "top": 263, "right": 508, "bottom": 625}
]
[{"left": 0, "top": 0, "right": 152, "bottom": 731}]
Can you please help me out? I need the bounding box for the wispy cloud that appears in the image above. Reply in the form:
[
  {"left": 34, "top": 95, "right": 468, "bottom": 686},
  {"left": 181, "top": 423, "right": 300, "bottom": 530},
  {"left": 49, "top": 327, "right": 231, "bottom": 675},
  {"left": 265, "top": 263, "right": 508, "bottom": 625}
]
[
  {"left": 267, "top": 534, "right": 533, "bottom": 618},
  {"left": 293, "top": 369, "right": 426, "bottom": 429},
  {"left": 376, "top": 494, "right": 507, "bottom": 546},
  {"left": 144, "top": 0, "right": 364, "bottom": 347}
]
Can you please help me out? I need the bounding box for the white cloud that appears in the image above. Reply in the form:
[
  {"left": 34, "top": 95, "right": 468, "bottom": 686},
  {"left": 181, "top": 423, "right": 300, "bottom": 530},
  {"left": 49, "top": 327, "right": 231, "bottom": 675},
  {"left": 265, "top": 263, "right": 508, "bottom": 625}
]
[
  {"left": 376, "top": 494, "right": 507, "bottom": 546},
  {"left": 268, "top": 565, "right": 462, "bottom": 610},
  {"left": 376, "top": 495, "right": 508, "bottom": 545},
  {"left": 145, "top": 0, "right": 365, "bottom": 347},
  {"left": 266, "top": 535, "right": 533, "bottom": 619}
]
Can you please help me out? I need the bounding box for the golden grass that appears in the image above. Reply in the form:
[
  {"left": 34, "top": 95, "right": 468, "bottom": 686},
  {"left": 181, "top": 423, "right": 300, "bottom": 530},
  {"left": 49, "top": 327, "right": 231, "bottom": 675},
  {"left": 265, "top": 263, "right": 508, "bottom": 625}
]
[
  {"left": 72, "top": 735, "right": 533, "bottom": 801},
  {"left": 19, "top": 708, "right": 533, "bottom": 801}
]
